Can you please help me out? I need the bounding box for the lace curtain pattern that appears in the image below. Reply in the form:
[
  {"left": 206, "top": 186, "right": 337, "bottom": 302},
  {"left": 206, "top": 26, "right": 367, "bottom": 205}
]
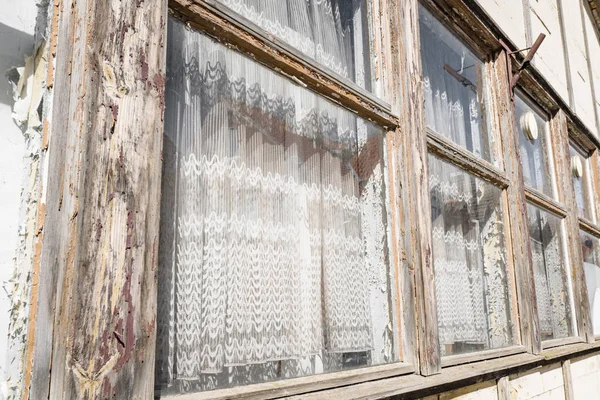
[
  {"left": 429, "top": 155, "right": 514, "bottom": 357},
  {"left": 419, "top": 5, "right": 492, "bottom": 163},
  {"left": 155, "top": 18, "right": 395, "bottom": 394},
  {"left": 527, "top": 204, "right": 573, "bottom": 340},
  {"left": 215, "top": 0, "right": 373, "bottom": 91}
]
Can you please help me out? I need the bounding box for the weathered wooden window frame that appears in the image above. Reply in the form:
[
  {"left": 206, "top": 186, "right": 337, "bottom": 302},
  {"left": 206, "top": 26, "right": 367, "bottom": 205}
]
[
  {"left": 418, "top": 1, "right": 526, "bottom": 369},
  {"left": 569, "top": 126, "right": 600, "bottom": 340},
  {"left": 159, "top": 0, "right": 419, "bottom": 398},
  {"left": 513, "top": 88, "right": 586, "bottom": 350},
  {"left": 412, "top": 0, "right": 598, "bottom": 374}
]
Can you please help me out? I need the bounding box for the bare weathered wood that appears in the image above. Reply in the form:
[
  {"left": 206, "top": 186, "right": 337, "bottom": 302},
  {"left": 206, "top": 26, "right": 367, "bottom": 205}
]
[
  {"left": 377, "top": 0, "right": 419, "bottom": 369},
  {"left": 562, "top": 360, "right": 575, "bottom": 400},
  {"left": 26, "top": 0, "right": 167, "bottom": 397},
  {"left": 551, "top": 111, "right": 594, "bottom": 343},
  {"left": 426, "top": 129, "right": 510, "bottom": 189},
  {"left": 440, "top": 346, "right": 526, "bottom": 368},
  {"left": 542, "top": 336, "right": 586, "bottom": 350},
  {"left": 396, "top": 0, "right": 441, "bottom": 376},
  {"left": 524, "top": 188, "right": 569, "bottom": 219},
  {"left": 488, "top": 50, "right": 541, "bottom": 355},
  {"left": 168, "top": 0, "right": 398, "bottom": 129},
  {"left": 579, "top": 217, "right": 600, "bottom": 238},
  {"left": 497, "top": 376, "right": 510, "bottom": 400},
  {"left": 285, "top": 342, "right": 600, "bottom": 400},
  {"left": 159, "top": 363, "right": 414, "bottom": 400}
]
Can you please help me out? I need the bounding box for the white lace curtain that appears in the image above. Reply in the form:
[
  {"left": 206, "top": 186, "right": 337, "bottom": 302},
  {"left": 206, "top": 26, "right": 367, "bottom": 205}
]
[
  {"left": 156, "top": 18, "right": 391, "bottom": 391},
  {"left": 420, "top": 6, "right": 488, "bottom": 161},
  {"left": 216, "top": 0, "right": 371, "bottom": 89},
  {"left": 528, "top": 206, "right": 572, "bottom": 339},
  {"left": 429, "top": 156, "right": 513, "bottom": 355}
]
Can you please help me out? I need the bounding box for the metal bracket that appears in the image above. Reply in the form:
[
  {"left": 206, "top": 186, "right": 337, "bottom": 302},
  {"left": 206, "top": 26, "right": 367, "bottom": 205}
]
[{"left": 500, "top": 33, "right": 546, "bottom": 98}]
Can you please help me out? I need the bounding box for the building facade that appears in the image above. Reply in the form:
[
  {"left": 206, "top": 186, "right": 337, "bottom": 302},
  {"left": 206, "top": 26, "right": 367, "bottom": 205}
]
[{"left": 3, "top": 0, "right": 600, "bottom": 399}]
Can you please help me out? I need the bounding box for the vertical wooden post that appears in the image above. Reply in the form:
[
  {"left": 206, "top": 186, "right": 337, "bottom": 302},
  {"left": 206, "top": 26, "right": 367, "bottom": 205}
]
[
  {"left": 497, "top": 376, "right": 511, "bottom": 400},
  {"left": 26, "top": 0, "right": 167, "bottom": 397},
  {"left": 396, "top": 0, "right": 441, "bottom": 375},
  {"left": 551, "top": 111, "right": 594, "bottom": 343},
  {"left": 562, "top": 359, "right": 575, "bottom": 400},
  {"left": 488, "top": 51, "right": 542, "bottom": 355}
]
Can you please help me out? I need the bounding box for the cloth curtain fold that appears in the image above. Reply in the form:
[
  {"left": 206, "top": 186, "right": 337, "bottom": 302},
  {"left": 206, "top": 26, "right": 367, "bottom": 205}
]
[
  {"left": 156, "top": 18, "right": 388, "bottom": 390},
  {"left": 216, "top": 0, "right": 371, "bottom": 90}
]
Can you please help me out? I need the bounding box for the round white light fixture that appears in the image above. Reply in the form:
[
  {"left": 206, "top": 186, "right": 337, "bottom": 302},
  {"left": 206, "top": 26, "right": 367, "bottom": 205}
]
[
  {"left": 520, "top": 111, "right": 538, "bottom": 141},
  {"left": 572, "top": 155, "right": 583, "bottom": 178}
]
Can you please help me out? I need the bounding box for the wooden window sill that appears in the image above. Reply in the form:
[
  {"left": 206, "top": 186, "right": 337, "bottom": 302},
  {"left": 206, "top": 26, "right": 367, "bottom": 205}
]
[{"left": 286, "top": 341, "right": 600, "bottom": 400}]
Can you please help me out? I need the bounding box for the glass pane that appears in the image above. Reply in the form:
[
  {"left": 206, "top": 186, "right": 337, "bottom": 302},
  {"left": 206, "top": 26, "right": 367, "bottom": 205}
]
[
  {"left": 526, "top": 204, "right": 573, "bottom": 340},
  {"left": 429, "top": 155, "right": 515, "bottom": 357},
  {"left": 570, "top": 145, "right": 591, "bottom": 220},
  {"left": 420, "top": 6, "right": 493, "bottom": 163},
  {"left": 214, "top": 0, "right": 374, "bottom": 92},
  {"left": 581, "top": 231, "right": 600, "bottom": 335},
  {"left": 516, "top": 94, "right": 553, "bottom": 197},
  {"left": 155, "top": 17, "right": 397, "bottom": 395}
]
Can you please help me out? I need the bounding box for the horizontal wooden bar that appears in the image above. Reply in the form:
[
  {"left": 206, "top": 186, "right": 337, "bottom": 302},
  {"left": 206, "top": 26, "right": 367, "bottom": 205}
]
[
  {"left": 158, "top": 362, "right": 415, "bottom": 400},
  {"left": 441, "top": 345, "right": 527, "bottom": 368},
  {"left": 286, "top": 341, "right": 600, "bottom": 400},
  {"left": 579, "top": 217, "right": 600, "bottom": 238},
  {"left": 542, "top": 336, "right": 586, "bottom": 351},
  {"left": 524, "top": 187, "right": 568, "bottom": 218},
  {"left": 426, "top": 128, "right": 510, "bottom": 189},
  {"left": 168, "top": 0, "right": 399, "bottom": 129}
]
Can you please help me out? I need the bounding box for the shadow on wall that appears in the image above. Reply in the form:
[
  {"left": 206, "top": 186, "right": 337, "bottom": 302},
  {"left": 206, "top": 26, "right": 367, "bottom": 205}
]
[{"left": 0, "top": 22, "right": 34, "bottom": 106}]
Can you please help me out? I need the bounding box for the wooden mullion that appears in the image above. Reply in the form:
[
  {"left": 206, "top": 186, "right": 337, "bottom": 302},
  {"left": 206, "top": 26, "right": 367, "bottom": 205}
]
[
  {"left": 397, "top": 0, "right": 441, "bottom": 376},
  {"left": 524, "top": 188, "right": 568, "bottom": 219},
  {"left": 426, "top": 129, "right": 510, "bottom": 189},
  {"left": 551, "top": 110, "right": 594, "bottom": 343},
  {"left": 378, "top": 0, "right": 420, "bottom": 369},
  {"left": 489, "top": 49, "right": 541, "bottom": 355},
  {"left": 168, "top": 0, "right": 399, "bottom": 129}
]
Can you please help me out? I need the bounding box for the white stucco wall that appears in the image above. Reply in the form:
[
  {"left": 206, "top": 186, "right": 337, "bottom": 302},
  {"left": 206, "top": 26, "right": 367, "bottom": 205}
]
[
  {"left": 0, "top": 0, "right": 38, "bottom": 390},
  {"left": 561, "top": 0, "right": 597, "bottom": 133},
  {"left": 475, "top": 0, "right": 527, "bottom": 49}
]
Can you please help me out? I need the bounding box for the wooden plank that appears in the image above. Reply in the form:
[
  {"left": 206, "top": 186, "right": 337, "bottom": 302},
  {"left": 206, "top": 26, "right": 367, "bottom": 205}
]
[
  {"left": 426, "top": 129, "right": 511, "bottom": 189},
  {"left": 287, "top": 353, "right": 545, "bottom": 400},
  {"left": 379, "top": 0, "right": 419, "bottom": 369},
  {"left": 26, "top": 0, "right": 168, "bottom": 397},
  {"left": 168, "top": 0, "right": 399, "bottom": 129},
  {"left": 562, "top": 360, "right": 575, "bottom": 400},
  {"left": 488, "top": 50, "right": 541, "bottom": 354},
  {"left": 542, "top": 336, "right": 586, "bottom": 350},
  {"left": 524, "top": 187, "right": 569, "bottom": 218},
  {"left": 550, "top": 111, "right": 594, "bottom": 343},
  {"left": 441, "top": 346, "right": 526, "bottom": 368},
  {"left": 396, "top": 0, "right": 441, "bottom": 376},
  {"left": 159, "top": 363, "right": 415, "bottom": 400},
  {"left": 578, "top": 217, "right": 600, "bottom": 238},
  {"left": 497, "top": 376, "right": 510, "bottom": 400}
]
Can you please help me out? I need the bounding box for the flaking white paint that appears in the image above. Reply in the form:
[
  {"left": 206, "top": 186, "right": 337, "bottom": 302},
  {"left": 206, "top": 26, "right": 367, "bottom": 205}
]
[{"left": 0, "top": 1, "right": 37, "bottom": 398}]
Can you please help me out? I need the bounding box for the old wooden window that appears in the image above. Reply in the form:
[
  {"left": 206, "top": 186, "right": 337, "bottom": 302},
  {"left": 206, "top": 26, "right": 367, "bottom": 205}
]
[
  {"left": 419, "top": 5, "right": 518, "bottom": 359},
  {"left": 155, "top": 1, "right": 405, "bottom": 397},
  {"left": 569, "top": 144, "right": 594, "bottom": 220},
  {"left": 581, "top": 232, "right": 600, "bottom": 335},
  {"left": 569, "top": 138, "right": 600, "bottom": 338},
  {"left": 515, "top": 91, "right": 575, "bottom": 343}
]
